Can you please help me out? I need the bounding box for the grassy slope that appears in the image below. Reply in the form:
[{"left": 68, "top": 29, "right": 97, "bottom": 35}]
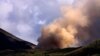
[{"left": 0, "top": 40, "right": 100, "bottom": 56}]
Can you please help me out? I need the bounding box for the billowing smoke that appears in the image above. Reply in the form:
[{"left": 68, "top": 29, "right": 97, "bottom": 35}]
[{"left": 37, "top": 0, "right": 100, "bottom": 50}]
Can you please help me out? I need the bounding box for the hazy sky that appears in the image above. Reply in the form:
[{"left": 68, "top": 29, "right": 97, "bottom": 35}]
[{"left": 0, "top": 0, "right": 74, "bottom": 44}]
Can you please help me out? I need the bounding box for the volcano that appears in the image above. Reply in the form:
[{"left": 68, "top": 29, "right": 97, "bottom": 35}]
[{"left": 0, "top": 28, "right": 36, "bottom": 50}]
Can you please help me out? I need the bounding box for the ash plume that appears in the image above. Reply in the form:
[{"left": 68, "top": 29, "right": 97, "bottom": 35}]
[{"left": 37, "top": 0, "right": 100, "bottom": 50}]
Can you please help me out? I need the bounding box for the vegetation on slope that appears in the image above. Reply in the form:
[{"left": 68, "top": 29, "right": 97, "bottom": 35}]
[{"left": 0, "top": 40, "right": 100, "bottom": 56}]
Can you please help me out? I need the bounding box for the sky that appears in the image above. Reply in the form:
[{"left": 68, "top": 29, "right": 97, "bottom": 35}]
[{"left": 0, "top": 0, "right": 74, "bottom": 44}]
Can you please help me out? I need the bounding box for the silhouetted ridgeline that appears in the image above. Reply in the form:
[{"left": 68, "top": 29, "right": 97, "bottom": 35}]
[{"left": 0, "top": 28, "right": 36, "bottom": 50}]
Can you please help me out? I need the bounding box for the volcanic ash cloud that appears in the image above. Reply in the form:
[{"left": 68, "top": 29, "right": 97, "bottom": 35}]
[{"left": 37, "top": 0, "right": 100, "bottom": 49}]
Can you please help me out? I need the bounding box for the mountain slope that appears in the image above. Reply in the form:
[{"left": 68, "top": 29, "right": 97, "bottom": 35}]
[
  {"left": 45, "top": 40, "right": 100, "bottom": 56},
  {"left": 0, "top": 28, "right": 36, "bottom": 50},
  {"left": 0, "top": 40, "right": 99, "bottom": 56},
  {"left": 64, "top": 40, "right": 100, "bottom": 56}
]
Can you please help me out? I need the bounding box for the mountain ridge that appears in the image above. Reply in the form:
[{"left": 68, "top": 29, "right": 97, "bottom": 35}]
[{"left": 0, "top": 28, "right": 36, "bottom": 50}]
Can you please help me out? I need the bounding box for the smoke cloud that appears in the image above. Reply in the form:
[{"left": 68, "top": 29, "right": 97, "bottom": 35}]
[{"left": 37, "top": 0, "right": 100, "bottom": 50}]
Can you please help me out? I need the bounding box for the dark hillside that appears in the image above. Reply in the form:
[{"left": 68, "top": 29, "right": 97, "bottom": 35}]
[
  {"left": 0, "top": 40, "right": 99, "bottom": 56},
  {"left": 64, "top": 40, "right": 100, "bottom": 56},
  {"left": 0, "top": 28, "right": 36, "bottom": 50}
]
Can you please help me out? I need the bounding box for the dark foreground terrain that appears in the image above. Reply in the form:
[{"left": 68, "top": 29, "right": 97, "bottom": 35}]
[
  {"left": 0, "top": 40, "right": 100, "bottom": 56},
  {"left": 0, "top": 28, "right": 100, "bottom": 56}
]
